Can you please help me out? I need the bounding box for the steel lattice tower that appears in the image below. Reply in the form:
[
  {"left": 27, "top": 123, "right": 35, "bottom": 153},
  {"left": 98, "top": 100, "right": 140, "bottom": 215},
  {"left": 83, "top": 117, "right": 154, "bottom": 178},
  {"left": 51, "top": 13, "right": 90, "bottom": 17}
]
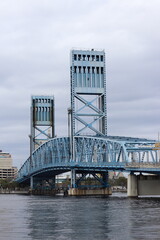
[
  {"left": 30, "top": 96, "right": 55, "bottom": 153},
  {"left": 70, "top": 49, "right": 107, "bottom": 139}
]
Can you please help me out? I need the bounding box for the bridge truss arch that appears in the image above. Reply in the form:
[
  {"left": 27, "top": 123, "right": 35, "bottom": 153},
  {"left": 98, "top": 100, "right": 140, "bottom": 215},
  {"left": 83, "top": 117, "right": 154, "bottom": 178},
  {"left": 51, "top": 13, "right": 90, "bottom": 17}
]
[{"left": 17, "top": 136, "right": 160, "bottom": 184}]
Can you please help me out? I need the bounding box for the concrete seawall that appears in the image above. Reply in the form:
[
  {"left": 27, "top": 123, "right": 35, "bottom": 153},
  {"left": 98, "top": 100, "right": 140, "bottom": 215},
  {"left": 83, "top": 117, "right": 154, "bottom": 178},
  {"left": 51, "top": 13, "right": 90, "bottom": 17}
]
[
  {"left": 68, "top": 188, "right": 112, "bottom": 196},
  {"left": 0, "top": 190, "right": 29, "bottom": 194}
]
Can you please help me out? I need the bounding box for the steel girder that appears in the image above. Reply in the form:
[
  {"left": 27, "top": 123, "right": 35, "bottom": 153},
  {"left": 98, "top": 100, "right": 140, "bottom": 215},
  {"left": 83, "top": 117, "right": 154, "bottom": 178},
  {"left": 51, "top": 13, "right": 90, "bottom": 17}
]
[
  {"left": 30, "top": 96, "right": 55, "bottom": 152},
  {"left": 74, "top": 136, "right": 158, "bottom": 167},
  {"left": 70, "top": 49, "right": 107, "bottom": 138},
  {"left": 16, "top": 136, "right": 160, "bottom": 183}
]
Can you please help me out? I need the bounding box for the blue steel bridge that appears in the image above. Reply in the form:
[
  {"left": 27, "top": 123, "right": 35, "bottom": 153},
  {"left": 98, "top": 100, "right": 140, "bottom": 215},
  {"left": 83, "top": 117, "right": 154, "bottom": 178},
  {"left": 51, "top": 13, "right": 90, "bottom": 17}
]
[
  {"left": 16, "top": 49, "right": 160, "bottom": 191},
  {"left": 17, "top": 136, "right": 160, "bottom": 186}
]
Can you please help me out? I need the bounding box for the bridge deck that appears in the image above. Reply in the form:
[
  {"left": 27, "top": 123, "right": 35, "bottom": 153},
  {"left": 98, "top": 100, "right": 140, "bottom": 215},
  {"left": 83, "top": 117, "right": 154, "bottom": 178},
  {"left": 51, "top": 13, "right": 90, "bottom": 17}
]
[{"left": 16, "top": 136, "right": 160, "bottom": 184}]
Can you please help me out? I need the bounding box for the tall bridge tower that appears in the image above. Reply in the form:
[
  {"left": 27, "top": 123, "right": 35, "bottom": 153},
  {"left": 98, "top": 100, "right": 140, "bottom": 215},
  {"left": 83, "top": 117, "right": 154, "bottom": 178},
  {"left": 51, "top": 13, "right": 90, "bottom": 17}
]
[
  {"left": 70, "top": 49, "right": 109, "bottom": 190},
  {"left": 30, "top": 96, "right": 55, "bottom": 154},
  {"left": 70, "top": 49, "right": 107, "bottom": 138}
]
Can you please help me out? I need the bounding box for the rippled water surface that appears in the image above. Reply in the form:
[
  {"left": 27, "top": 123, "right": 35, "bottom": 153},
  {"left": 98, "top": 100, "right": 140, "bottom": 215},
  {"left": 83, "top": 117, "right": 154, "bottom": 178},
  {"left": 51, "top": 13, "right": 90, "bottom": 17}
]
[{"left": 0, "top": 193, "right": 160, "bottom": 240}]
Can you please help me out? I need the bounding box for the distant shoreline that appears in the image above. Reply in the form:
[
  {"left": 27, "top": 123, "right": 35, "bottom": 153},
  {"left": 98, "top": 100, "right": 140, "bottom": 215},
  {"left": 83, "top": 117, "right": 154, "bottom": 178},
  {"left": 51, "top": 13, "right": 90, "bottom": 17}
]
[{"left": 0, "top": 190, "right": 29, "bottom": 194}]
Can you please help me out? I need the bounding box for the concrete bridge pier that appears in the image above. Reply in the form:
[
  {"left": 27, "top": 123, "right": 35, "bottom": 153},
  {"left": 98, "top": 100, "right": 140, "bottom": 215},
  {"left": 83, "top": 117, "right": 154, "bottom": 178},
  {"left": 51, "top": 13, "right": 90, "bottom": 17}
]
[
  {"left": 68, "top": 170, "right": 111, "bottom": 196},
  {"left": 29, "top": 176, "right": 40, "bottom": 194},
  {"left": 71, "top": 169, "right": 76, "bottom": 188},
  {"left": 29, "top": 175, "right": 57, "bottom": 195},
  {"left": 127, "top": 173, "right": 138, "bottom": 197},
  {"left": 127, "top": 173, "right": 160, "bottom": 197},
  {"left": 30, "top": 176, "right": 34, "bottom": 191}
]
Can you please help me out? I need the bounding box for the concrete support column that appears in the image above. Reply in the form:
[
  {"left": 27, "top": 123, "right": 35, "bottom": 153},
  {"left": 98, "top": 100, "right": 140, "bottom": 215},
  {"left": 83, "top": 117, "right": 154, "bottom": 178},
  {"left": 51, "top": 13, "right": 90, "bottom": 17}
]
[
  {"left": 71, "top": 169, "right": 76, "bottom": 188},
  {"left": 30, "top": 176, "right": 34, "bottom": 189},
  {"left": 29, "top": 176, "right": 34, "bottom": 194},
  {"left": 127, "top": 173, "right": 138, "bottom": 197},
  {"left": 52, "top": 176, "right": 56, "bottom": 189},
  {"left": 102, "top": 172, "right": 109, "bottom": 187}
]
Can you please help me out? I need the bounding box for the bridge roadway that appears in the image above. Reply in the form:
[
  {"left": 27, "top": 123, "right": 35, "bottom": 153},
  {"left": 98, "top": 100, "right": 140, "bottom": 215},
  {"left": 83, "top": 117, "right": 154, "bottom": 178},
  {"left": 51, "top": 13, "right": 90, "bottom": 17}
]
[{"left": 17, "top": 136, "right": 160, "bottom": 184}]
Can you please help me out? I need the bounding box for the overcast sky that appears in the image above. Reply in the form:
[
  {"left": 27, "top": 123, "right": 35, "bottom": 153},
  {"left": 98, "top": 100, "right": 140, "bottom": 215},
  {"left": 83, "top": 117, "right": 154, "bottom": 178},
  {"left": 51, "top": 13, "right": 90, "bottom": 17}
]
[{"left": 0, "top": 0, "right": 160, "bottom": 168}]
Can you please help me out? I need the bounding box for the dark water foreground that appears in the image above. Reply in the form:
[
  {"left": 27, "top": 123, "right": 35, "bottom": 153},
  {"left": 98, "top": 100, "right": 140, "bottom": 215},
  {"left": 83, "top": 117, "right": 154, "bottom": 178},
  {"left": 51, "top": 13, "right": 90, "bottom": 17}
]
[{"left": 0, "top": 193, "right": 160, "bottom": 240}]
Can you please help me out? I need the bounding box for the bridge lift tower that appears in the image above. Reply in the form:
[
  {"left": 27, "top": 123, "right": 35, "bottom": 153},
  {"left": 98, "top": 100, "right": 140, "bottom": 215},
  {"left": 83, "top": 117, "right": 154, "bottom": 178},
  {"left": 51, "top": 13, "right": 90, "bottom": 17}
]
[
  {"left": 30, "top": 96, "right": 55, "bottom": 155},
  {"left": 70, "top": 49, "right": 108, "bottom": 189},
  {"left": 70, "top": 48, "right": 107, "bottom": 139}
]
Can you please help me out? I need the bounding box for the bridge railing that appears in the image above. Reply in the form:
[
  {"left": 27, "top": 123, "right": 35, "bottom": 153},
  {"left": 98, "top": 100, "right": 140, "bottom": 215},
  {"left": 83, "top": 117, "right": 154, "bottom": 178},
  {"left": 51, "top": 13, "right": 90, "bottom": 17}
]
[
  {"left": 17, "top": 136, "right": 159, "bottom": 182},
  {"left": 74, "top": 136, "right": 158, "bottom": 165},
  {"left": 17, "top": 137, "right": 70, "bottom": 180}
]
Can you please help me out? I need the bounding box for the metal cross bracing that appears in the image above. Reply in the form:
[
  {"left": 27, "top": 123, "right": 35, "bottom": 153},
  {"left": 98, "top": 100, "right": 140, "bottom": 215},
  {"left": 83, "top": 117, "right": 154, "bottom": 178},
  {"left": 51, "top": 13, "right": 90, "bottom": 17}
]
[
  {"left": 70, "top": 170, "right": 109, "bottom": 189},
  {"left": 70, "top": 49, "right": 107, "bottom": 138},
  {"left": 16, "top": 136, "right": 160, "bottom": 184},
  {"left": 16, "top": 49, "right": 160, "bottom": 188},
  {"left": 30, "top": 96, "right": 55, "bottom": 153}
]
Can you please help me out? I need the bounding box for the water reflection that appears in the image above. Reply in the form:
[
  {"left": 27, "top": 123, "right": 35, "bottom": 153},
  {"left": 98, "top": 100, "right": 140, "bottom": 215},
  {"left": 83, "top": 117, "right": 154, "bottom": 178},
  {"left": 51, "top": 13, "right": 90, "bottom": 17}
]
[
  {"left": 128, "top": 198, "right": 160, "bottom": 239},
  {"left": 27, "top": 196, "right": 110, "bottom": 240},
  {"left": 1, "top": 194, "right": 160, "bottom": 239},
  {"left": 0, "top": 194, "right": 30, "bottom": 239}
]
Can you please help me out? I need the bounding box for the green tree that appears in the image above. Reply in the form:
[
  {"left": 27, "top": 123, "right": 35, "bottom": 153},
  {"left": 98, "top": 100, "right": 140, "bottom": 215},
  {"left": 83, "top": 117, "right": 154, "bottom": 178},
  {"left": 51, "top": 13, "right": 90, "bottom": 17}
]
[
  {"left": 0, "top": 179, "right": 19, "bottom": 189},
  {"left": 109, "top": 177, "right": 127, "bottom": 188}
]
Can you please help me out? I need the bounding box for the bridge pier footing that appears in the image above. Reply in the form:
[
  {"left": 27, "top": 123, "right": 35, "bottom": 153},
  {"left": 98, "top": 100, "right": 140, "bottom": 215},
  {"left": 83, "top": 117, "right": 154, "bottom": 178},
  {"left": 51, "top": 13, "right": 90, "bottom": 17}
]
[
  {"left": 127, "top": 173, "right": 138, "bottom": 197},
  {"left": 127, "top": 173, "right": 160, "bottom": 197},
  {"left": 29, "top": 175, "right": 56, "bottom": 195},
  {"left": 69, "top": 170, "right": 111, "bottom": 196},
  {"left": 68, "top": 187, "right": 111, "bottom": 196}
]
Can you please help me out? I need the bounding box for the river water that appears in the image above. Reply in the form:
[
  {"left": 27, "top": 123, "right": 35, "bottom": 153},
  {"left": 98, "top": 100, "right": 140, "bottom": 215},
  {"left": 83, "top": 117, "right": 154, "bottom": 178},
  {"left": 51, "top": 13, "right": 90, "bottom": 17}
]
[{"left": 0, "top": 193, "right": 160, "bottom": 240}]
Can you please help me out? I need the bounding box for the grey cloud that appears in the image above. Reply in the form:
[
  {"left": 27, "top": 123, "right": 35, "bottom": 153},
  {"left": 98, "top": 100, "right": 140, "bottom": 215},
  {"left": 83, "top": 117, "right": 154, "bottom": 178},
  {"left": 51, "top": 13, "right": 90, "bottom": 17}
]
[{"left": 0, "top": 0, "right": 159, "bottom": 168}]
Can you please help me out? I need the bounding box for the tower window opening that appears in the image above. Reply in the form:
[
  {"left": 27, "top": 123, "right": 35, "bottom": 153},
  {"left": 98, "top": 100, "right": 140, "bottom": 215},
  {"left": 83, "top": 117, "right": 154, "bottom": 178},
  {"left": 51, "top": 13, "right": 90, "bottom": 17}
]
[
  {"left": 83, "top": 67, "right": 86, "bottom": 73},
  {"left": 101, "top": 55, "right": 103, "bottom": 61},
  {"left": 101, "top": 67, "right": 103, "bottom": 74},
  {"left": 92, "top": 67, "right": 95, "bottom": 73},
  {"left": 74, "top": 66, "right": 77, "bottom": 73},
  {"left": 83, "top": 55, "right": 86, "bottom": 61},
  {"left": 87, "top": 55, "right": 90, "bottom": 61},
  {"left": 97, "top": 67, "right": 99, "bottom": 74},
  {"left": 78, "top": 55, "right": 81, "bottom": 61},
  {"left": 92, "top": 55, "right": 95, "bottom": 61},
  {"left": 96, "top": 55, "right": 99, "bottom": 61},
  {"left": 74, "top": 54, "right": 77, "bottom": 60}
]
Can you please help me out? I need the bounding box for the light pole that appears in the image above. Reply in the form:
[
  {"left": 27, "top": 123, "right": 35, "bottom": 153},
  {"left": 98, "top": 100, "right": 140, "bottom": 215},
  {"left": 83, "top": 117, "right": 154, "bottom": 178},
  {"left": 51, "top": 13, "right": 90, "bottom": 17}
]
[
  {"left": 28, "top": 134, "right": 32, "bottom": 169},
  {"left": 68, "top": 107, "right": 72, "bottom": 158}
]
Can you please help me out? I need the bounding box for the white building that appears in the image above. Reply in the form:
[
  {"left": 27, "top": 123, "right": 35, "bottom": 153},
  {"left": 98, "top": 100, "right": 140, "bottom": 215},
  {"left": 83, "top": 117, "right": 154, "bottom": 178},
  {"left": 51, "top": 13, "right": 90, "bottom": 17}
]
[{"left": 0, "top": 151, "right": 17, "bottom": 179}]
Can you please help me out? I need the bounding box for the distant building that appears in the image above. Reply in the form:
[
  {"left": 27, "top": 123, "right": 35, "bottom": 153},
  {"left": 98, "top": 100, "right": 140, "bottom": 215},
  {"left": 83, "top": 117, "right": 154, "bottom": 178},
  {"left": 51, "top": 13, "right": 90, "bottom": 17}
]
[{"left": 0, "top": 151, "right": 17, "bottom": 179}]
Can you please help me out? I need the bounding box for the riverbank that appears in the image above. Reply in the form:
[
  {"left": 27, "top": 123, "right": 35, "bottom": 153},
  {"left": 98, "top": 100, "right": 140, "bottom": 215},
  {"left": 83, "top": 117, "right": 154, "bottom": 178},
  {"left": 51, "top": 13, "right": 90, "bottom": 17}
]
[{"left": 0, "top": 189, "right": 29, "bottom": 194}]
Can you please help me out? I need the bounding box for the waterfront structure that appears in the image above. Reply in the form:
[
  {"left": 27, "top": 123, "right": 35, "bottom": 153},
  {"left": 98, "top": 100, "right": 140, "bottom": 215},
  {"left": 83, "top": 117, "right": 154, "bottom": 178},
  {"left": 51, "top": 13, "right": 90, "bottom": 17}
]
[
  {"left": 69, "top": 49, "right": 109, "bottom": 192},
  {"left": 16, "top": 49, "right": 160, "bottom": 197},
  {"left": 0, "top": 151, "right": 17, "bottom": 179},
  {"left": 70, "top": 49, "right": 107, "bottom": 138},
  {"left": 30, "top": 96, "right": 55, "bottom": 153}
]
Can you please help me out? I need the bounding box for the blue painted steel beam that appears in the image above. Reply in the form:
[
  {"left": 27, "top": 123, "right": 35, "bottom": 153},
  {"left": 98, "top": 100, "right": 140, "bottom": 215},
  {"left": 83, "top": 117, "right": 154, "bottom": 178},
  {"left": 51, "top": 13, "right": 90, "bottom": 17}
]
[{"left": 16, "top": 136, "right": 160, "bottom": 184}]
